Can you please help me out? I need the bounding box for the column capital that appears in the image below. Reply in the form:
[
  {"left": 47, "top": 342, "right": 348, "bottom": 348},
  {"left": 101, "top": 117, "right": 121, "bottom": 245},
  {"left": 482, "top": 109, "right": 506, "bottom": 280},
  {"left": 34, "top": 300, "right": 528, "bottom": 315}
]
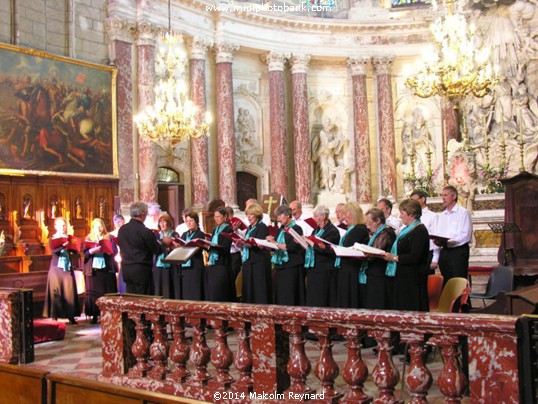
[
  {"left": 134, "top": 21, "right": 160, "bottom": 47},
  {"left": 262, "top": 52, "right": 289, "bottom": 72},
  {"left": 187, "top": 37, "right": 212, "bottom": 60},
  {"left": 372, "top": 56, "right": 395, "bottom": 75},
  {"left": 105, "top": 17, "right": 133, "bottom": 43},
  {"left": 215, "top": 42, "right": 240, "bottom": 63},
  {"left": 290, "top": 54, "right": 311, "bottom": 74},
  {"left": 347, "top": 57, "right": 370, "bottom": 76}
]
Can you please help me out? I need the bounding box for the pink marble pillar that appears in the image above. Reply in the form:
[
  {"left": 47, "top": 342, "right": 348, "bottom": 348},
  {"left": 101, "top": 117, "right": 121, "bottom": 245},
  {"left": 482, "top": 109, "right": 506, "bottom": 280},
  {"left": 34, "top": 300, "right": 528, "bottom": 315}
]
[
  {"left": 290, "top": 55, "right": 312, "bottom": 207},
  {"left": 373, "top": 57, "right": 397, "bottom": 198},
  {"left": 106, "top": 18, "right": 135, "bottom": 204},
  {"left": 136, "top": 23, "right": 158, "bottom": 203},
  {"left": 348, "top": 57, "right": 372, "bottom": 204},
  {"left": 265, "top": 52, "right": 288, "bottom": 198},
  {"left": 215, "top": 43, "right": 239, "bottom": 207},
  {"left": 189, "top": 39, "right": 210, "bottom": 208}
]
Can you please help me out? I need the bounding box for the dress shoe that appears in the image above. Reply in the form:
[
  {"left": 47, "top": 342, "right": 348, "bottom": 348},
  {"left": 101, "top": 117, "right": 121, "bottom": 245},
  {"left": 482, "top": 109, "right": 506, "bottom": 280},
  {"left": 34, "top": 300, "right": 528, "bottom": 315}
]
[
  {"left": 90, "top": 316, "right": 98, "bottom": 324},
  {"left": 68, "top": 317, "right": 78, "bottom": 325}
]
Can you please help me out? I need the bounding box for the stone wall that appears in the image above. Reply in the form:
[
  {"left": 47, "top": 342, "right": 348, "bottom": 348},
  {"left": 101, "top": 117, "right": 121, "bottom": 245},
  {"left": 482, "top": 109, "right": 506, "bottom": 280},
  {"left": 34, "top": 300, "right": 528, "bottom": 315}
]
[{"left": 0, "top": 0, "right": 108, "bottom": 64}]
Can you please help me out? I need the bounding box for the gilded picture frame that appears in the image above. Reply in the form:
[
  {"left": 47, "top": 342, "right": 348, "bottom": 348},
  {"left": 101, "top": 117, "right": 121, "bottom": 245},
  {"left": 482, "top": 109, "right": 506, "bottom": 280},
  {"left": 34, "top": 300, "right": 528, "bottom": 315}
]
[{"left": 0, "top": 43, "right": 118, "bottom": 178}]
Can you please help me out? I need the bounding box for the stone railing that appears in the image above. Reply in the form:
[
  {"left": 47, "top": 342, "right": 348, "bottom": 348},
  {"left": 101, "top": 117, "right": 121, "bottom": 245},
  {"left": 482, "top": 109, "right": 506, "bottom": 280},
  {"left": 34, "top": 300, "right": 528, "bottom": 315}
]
[{"left": 97, "top": 295, "right": 519, "bottom": 403}]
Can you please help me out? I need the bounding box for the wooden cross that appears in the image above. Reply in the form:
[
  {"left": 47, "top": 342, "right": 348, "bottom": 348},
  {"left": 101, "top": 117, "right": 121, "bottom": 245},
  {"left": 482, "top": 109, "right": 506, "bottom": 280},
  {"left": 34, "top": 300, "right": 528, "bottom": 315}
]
[{"left": 262, "top": 193, "right": 282, "bottom": 221}]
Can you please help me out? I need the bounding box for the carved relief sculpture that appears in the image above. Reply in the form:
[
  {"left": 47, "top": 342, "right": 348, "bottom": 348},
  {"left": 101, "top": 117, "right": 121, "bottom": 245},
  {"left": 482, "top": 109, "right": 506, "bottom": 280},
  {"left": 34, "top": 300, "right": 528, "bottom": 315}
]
[
  {"left": 234, "top": 107, "right": 258, "bottom": 164},
  {"left": 22, "top": 194, "right": 32, "bottom": 219},
  {"left": 99, "top": 196, "right": 107, "bottom": 219},
  {"left": 312, "top": 116, "right": 349, "bottom": 193},
  {"left": 75, "top": 197, "right": 83, "bottom": 219}
]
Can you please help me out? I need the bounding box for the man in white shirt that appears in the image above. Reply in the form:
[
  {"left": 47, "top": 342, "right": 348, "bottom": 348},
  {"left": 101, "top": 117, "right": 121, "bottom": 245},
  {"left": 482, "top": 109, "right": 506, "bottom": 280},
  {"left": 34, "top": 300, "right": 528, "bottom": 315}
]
[
  {"left": 377, "top": 198, "right": 401, "bottom": 234},
  {"left": 243, "top": 198, "right": 271, "bottom": 226},
  {"left": 289, "top": 200, "right": 313, "bottom": 236},
  {"left": 410, "top": 189, "right": 440, "bottom": 273},
  {"left": 433, "top": 185, "right": 473, "bottom": 283}
]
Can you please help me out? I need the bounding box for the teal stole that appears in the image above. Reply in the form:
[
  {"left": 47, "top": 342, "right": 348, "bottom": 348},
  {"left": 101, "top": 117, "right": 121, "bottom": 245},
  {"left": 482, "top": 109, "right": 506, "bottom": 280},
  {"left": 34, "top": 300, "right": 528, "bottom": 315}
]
[
  {"left": 156, "top": 229, "right": 174, "bottom": 268},
  {"left": 272, "top": 220, "right": 296, "bottom": 265},
  {"left": 334, "top": 225, "right": 355, "bottom": 268},
  {"left": 241, "top": 222, "right": 259, "bottom": 263},
  {"left": 358, "top": 224, "right": 386, "bottom": 284},
  {"left": 385, "top": 220, "right": 420, "bottom": 277},
  {"left": 304, "top": 227, "right": 325, "bottom": 269},
  {"left": 181, "top": 230, "right": 196, "bottom": 268},
  {"left": 58, "top": 249, "right": 71, "bottom": 271},
  {"left": 209, "top": 224, "right": 226, "bottom": 265}
]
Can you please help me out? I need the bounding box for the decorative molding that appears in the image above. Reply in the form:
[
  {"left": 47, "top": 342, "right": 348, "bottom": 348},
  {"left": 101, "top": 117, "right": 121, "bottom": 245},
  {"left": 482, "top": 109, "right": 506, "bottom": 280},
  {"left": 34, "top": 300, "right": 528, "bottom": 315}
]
[
  {"left": 134, "top": 21, "right": 160, "bottom": 47},
  {"left": 347, "top": 57, "right": 370, "bottom": 76},
  {"left": 372, "top": 56, "right": 394, "bottom": 75},
  {"left": 187, "top": 37, "right": 212, "bottom": 60},
  {"left": 105, "top": 17, "right": 134, "bottom": 44},
  {"left": 262, "top": 52, "right": 289, "bottom": 72},
  {"left": 215, "top": 42, "right": 240, "bottom": 63},
  {"left": 290, "top": 54, "right": 311, "bottom": 74}
]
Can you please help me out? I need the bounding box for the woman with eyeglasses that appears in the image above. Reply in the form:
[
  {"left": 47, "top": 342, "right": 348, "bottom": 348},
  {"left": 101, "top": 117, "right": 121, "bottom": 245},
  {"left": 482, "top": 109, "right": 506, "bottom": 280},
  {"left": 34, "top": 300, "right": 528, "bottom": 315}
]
[{"left": 179, "top": 211, "right": 205, "bottom": 301}]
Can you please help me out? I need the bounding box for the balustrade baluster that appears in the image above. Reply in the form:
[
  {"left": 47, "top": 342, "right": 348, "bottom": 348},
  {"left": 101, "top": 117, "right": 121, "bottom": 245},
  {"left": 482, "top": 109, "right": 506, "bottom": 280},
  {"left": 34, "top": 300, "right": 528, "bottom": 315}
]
[
  {"left": 341, "top": 328, "right": 371, "bottom": 403},
  {"left": 233, "top": 322, "right": 253, "bottom": 393},
  {"left": 400, "top": 333, "right": 432, "bottom": 404},
  {"left": 371, "top": 331, "right": 401, "bottom": 404},
  {"left": 283, "top": 325, "right": 312, "bottom": 396},
  {"left": 432, "top": 335, "right": 467, "bottom": 403},
  {"left": 311, "top": 327, "right": 342, "bottom": 401},
  {"left": 189, "top": 319, "right": 211, "bottom": 385},
  {"left": 209, "top": 320, "right": 234, "bottom": 389},
  {"left": 168, "top": 316, "right": 190, "bottom": 383},
  {"left": 128, "top": 313, "right": 152, "bottom": 378},
  {"left": 146, "top": 315, "right": 169, "bottom": 380}
]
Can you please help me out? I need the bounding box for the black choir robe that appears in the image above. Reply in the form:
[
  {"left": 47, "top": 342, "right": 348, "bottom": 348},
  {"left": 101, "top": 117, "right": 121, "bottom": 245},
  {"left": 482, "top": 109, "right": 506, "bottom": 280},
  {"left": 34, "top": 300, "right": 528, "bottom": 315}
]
[
  {"left": 205, "top": 224, "right": 236, "bottom": 302},
  {"left": 179, "top": 228, "right": 205, "bottom": 301},
  {"left": 241, "top": 221, "right": 272, "bottom": 304},
  {"left": 273, "top": 223, "right": 305, "bottom": 306},
  {"left": 305, "top": 221, "right": 340, "bottom": 308},
  {"left": 334, "top": 224, "right": 369, "bottom": 308}
]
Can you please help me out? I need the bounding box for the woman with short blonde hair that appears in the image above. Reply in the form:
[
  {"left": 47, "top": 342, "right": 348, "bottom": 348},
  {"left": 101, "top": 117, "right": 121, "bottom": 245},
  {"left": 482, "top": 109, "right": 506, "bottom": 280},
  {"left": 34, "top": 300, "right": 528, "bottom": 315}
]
[{"left": 334, "top": 202, "right": 369, "bottom": 308}]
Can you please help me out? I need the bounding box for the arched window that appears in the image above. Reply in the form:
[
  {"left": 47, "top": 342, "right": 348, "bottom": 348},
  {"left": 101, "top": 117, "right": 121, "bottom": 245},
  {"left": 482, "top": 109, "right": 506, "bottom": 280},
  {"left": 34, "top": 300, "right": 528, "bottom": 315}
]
[{"left": 157, "top": 167, "right": 179, "bottom": 183}]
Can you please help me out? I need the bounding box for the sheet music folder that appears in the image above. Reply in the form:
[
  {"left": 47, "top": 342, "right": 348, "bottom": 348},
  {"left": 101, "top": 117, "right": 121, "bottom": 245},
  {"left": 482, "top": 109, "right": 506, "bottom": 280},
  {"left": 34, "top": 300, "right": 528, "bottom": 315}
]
[{"left": 163, "top": 247, "right": 199, "bottom": 263}]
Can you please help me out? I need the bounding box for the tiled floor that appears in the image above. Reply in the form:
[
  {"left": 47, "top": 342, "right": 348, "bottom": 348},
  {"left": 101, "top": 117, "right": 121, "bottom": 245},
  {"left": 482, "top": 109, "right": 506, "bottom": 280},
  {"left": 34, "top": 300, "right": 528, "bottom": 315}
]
[{"left": 23, "top": 317, "right": 468, "bottom": 402}]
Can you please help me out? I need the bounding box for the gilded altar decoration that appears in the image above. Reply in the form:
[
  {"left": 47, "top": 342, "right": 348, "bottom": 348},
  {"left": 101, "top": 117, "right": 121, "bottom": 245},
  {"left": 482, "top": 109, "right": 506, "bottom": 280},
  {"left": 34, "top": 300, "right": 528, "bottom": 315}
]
[{"left": 0, "top": 43, "right": 117, "bottom": 177}]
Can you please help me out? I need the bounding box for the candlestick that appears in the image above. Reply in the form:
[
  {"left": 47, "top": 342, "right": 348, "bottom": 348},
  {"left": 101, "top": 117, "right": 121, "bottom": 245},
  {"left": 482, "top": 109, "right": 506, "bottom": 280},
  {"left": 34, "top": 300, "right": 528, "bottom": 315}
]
[
  {"left": 519, "top": 110, "right": 525, "bottom": 172},
  {"left": 483, "top": 115, "right": 489, "bottom": 166}
]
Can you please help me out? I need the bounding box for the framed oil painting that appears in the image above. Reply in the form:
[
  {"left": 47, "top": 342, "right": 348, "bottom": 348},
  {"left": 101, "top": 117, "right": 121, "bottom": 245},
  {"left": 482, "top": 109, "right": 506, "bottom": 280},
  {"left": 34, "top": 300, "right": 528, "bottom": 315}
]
[{"left": 0, "top": 43, "right": 117, "bottom": 177}]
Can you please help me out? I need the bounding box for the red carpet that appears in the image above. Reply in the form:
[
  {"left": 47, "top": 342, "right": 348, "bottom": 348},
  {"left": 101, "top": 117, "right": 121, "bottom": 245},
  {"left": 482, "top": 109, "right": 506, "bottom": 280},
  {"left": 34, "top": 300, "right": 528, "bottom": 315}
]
[{"left": 33, "top": 319, "right": 66, "bottom": 344}]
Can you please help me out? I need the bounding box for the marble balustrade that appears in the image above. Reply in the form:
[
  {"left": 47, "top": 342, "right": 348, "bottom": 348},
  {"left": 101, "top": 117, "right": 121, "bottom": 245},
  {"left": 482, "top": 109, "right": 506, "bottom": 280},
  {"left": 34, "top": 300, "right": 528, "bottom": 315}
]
[{"left": 97, "top": 295, "right": 519, "bottom": 403}]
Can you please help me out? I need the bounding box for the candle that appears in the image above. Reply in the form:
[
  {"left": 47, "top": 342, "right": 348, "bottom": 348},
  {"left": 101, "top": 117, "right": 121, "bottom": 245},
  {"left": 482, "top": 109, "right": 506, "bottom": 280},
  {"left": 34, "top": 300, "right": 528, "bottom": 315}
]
[
  {"left": 499, "top": 104, "right": 505, "bottom": 143},
  {"left": 519, "top": 110, "right": 524, "bottom": 142},
  {"left": 483, "top": 115, "right": 488, "bottom": 145}
]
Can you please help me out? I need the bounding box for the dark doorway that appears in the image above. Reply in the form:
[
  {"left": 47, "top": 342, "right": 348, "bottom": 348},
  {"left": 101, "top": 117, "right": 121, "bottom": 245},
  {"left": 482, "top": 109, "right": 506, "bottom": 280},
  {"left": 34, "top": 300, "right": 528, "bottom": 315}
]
[
  {"left": 236, "top": 171, "right": 257, "bottom": 211},
  {"left": 157, "top": 167, "right": 183, "bottom": 227}
]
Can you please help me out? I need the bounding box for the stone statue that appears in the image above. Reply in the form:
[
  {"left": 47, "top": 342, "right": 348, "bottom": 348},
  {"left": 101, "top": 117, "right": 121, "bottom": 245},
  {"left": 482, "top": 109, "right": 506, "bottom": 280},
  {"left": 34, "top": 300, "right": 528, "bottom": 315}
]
[
  {"left": 312, "top": 116, "right": 348, "bottom": 192},
  {"left": 401, "top": 107, "right": 435, "bottom": 172}
]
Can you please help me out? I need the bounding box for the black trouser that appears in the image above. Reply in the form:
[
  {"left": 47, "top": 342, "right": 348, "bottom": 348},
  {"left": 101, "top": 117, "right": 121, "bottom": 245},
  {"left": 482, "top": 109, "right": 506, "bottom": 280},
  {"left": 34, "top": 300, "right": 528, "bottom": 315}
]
[{"left": 439, "top": 243, "right": 470, "bottom": 285}]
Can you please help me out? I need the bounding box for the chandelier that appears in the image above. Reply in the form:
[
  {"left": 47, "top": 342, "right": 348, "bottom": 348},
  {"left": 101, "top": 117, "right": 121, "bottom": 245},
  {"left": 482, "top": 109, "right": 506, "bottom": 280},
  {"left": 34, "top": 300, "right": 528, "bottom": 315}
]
[
  {"left": 135, "top": 0, "right": 211, "bottom": 144},
  {"left": 405, "top": 0, "right": 498, "bottom": 104}
]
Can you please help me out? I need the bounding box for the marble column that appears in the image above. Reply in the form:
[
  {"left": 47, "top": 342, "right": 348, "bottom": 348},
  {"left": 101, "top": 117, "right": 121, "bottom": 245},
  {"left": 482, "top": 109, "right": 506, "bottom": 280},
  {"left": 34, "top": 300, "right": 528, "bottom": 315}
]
[
  {"left": 135, "top": 22, "right": 159, "bottom": 203},
  {"left": 290, "top": 55, "right": 312, "bottom": 207},
  {"left": 215, "top": 43, "right": 239, "bottom": 207},
  {"left": 265, "top": 52, "right": 288, "bottom": 198},
  {"left": 105, "top": 17, "right": 135, "bottom": 205},
  {"left": 348, "top": 57, "right": 372, "bottom": 204},
  {"left": 373, "top": 57, "right": 397, "bottom": 198},
  {"left": 189, "top": 38, "right": 210, "bottom": 208}
]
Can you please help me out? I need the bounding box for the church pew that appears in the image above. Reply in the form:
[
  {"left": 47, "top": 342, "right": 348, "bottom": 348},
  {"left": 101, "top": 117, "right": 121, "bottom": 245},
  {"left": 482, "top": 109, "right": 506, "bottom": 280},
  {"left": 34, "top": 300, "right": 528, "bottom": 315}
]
[{"left": 0, "top": 364, "right": 47, "bottom": 404}]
